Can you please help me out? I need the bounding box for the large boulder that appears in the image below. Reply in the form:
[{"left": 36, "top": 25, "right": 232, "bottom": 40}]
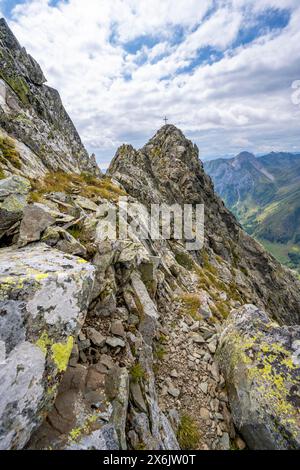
[
  {"left": 217, "top": 305, "right": 300, "bottom": 449},
  {"left": 0, "top": 243, "right": 95, "bottom": 449}
]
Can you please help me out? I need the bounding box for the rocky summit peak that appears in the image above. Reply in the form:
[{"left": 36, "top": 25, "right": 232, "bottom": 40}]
[
  {"left": 234, "top": 151, "right": 256, "bottom": 162},
  {"left": 151, "top": 123, "right": 185, "bottom": 138},
  {"left": 146, "top": 124, "right": 194, "bottom": 153},
  {"left": 108, "top": 125, "right": 203, "bottom": 206},
  {"left": 0, "top": 18, "right": 23, "bottom": 54}
]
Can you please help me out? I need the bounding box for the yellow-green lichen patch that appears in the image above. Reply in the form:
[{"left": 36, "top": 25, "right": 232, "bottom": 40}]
[
  {"left": 51, "top": 336, "right": 74, "bottom": 372},
  {"left": 248, "top": 338, "right": 299, "bottom": 426},
  {"left": 36, "top": 333, "right": 75, "bottom": 372},
  {"left": 33, "top": 272, "right": 49, "bottom": 282},
  {"left": 0, "top": 270, "right": 53, "bottom": 301},
  {"left": 68, "top": 414, "right": 98, "bottom": 443},
  {"left": 1, "top": 265, "right": 55, "bottom": 298},
  {"left": 219, "top": 323, "right": 300, "bottom": 441},
  {"left": 25, "top": 267, "right": 48, "bottom": 280},
  {"left": 0, "top": 276, "right": 25, "bottom": 300},
  {"left": 36, "top": 331, "right": 52, "bottom": 355}
]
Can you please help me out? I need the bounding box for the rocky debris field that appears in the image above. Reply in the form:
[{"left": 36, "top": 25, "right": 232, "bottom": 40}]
[{"left": 155, "top": 303, "right": 236, "bottom": 450}]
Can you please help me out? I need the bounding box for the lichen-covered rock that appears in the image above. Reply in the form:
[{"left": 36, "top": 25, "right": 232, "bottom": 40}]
[
  {"left": 0, "top": 174, "right": 30, "bottom": 199},
  {"left": 0, "top": 175, "right": 30, "bottom": 239},
  {"left": 0, "top": 243, "right": 95, "bottom": 449},
  {"left": 67, "top": 425, "right": 119, "bottom": 450},
  {"left": 217, "top": 305, "right": 300, "bottom": 450}
]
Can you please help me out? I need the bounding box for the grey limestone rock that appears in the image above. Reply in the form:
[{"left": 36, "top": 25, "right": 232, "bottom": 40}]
[{"left": 18, "top": 203, "right": 55, "bottom": 247}]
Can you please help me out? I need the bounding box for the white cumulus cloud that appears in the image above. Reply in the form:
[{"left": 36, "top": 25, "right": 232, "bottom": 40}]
[{"left": 1, "top": 0, "right": 300, "bottom": 167}]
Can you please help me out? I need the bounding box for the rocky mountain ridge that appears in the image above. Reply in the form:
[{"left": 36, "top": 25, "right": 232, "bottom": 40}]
[
  {"left": 0, "top": 18, "right": 100, "bottom": 178},
  {"left": 109, "top": 128, "right": 300, "bottom": 325},
  {"left": 205, "top": 151, "right": 300, "bottom": 273},
  {"left": 1, "top": 20, "right": 300, "bottom": 451}
]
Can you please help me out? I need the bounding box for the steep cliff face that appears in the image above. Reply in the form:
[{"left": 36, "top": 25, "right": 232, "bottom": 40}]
[{"left": 0, "top": 19, "right": 100, "bottom": 178}]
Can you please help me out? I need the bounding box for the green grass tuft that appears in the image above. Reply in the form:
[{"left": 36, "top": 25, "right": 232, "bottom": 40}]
[
  {"left": 154, "top": 344, "right": 167, "bottom": 361},
  {"left": 130, "top": 363, "right": 146, "bottom": 382},
  {"left": 177, "top": 293, "right": 202, "bottom": 321},
  {"left": 177, "top": 414, "right": 201, "bottom": 450},
  {"left": 175, "top": 252, "right": 195, "bottom": 271},
  {"left": 67, "top": 226, "right": 82, "bottom": 240}
]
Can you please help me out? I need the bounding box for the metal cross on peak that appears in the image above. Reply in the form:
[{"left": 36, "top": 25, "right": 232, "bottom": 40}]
[{"left": 163, "top": 116, "right": 168, "bottom": 125}]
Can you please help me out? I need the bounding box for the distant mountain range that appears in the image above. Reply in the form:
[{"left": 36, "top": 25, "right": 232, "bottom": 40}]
[{"left": 204, "top": 151, "right": 300, "bottom": 273}]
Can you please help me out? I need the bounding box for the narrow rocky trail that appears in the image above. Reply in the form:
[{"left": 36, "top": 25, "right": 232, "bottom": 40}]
[{"left": 155, "top": 299, "right": 238, "bottom": 450}]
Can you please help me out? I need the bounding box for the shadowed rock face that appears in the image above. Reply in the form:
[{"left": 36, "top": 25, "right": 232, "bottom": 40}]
[
  {"left": 0, "top": 18, "right": 101, "bottom": 178},
  {"left": 108, "top": 125, "right": 300, "bottom": 326}
]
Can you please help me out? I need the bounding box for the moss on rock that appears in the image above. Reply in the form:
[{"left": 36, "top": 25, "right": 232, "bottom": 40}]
[{"left": 0, "top": 134, "right": 22, "bottom": 169}]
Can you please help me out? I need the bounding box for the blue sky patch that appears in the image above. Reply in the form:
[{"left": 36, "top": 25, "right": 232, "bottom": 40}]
[
  {"left": 178, "top": 46, "right": 224, "bottom": 75},
  {"left": 233, "top": 7, "right": 291, "bottom": 48}
]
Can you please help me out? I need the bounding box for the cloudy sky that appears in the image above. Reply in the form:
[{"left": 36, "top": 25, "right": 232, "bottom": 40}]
[{"left": 1, "top": 0, "right": 300, "bottom": 168}]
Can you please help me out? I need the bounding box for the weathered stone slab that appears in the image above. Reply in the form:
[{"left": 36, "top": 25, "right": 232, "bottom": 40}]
[{"left": 130, "top": 271, "right": 159, "bottom": 344}]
